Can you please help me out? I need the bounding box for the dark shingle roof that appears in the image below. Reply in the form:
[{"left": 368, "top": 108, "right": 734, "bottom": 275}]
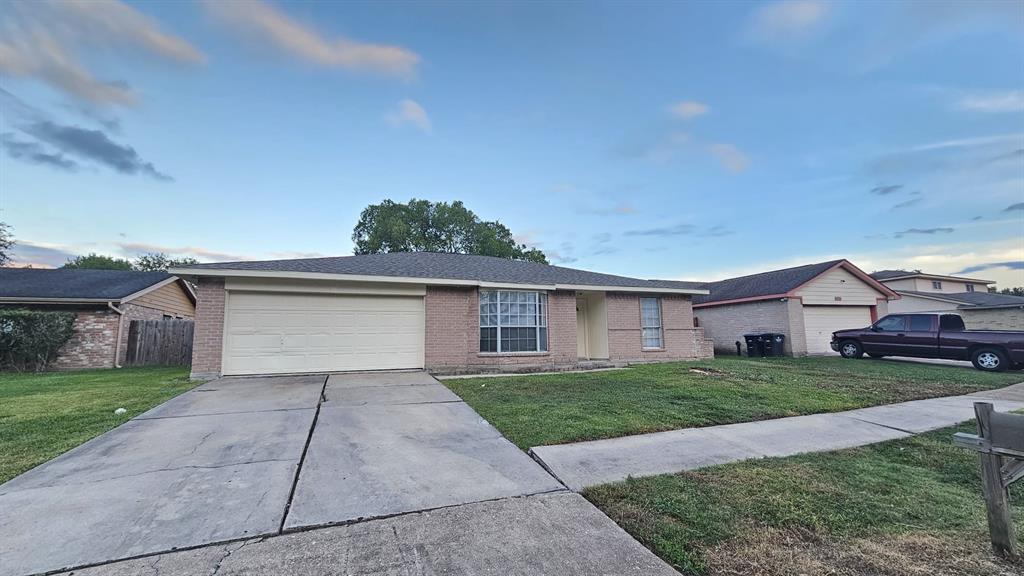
[
  {"left": 899, "top": 290, "right": 1024, "bottom": 309},
  {"left": 870, "top": 269, "right": 914, "bottom": 280},
  {"left": 0, "top": 269, "right": 175, "bottom": 301},
  {"left": 693, "top": 260, "right": 844, "bottom": 305},
  {"left": 176, "top": 252, "right": 708, "bottom": 292}
]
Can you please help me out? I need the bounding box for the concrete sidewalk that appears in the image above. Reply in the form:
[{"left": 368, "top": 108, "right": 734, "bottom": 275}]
[{"left": 530, "top": 384, "right": 1024, "bottom": 491}]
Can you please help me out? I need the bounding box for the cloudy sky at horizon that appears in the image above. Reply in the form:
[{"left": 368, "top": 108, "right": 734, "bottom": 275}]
[{"left": 1, "top": 0, "right": 1022, "bottom": 286}]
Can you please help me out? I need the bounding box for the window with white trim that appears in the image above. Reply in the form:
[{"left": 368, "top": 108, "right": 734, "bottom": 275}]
[
  {"left": 965, "top": 283, "right": 975, "bottom": 292},
  {"left": 640, "top": 297, "right": 663, "bottom": 349},
  {"left": 479, "top": 290, "right": 548, "bottom": 353},
  {"left": 931, "top": 281, "right": 942, "bottom": 290}
]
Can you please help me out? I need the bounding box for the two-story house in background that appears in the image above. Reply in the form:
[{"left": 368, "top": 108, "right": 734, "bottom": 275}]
[{"left": 870, "top": 269, "right": 1024, "bottom": 330}]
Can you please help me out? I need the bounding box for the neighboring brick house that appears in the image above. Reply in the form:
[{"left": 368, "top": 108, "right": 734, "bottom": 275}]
[
  {"left": 869, "top": 269, "right": 1024, "bottom": 330},
  {"left": 693, "top": 260, "right": 897, "bottom": 356},
  {"left": 171, "top": 252, "right": 714, "bottom": 379},
  {"left": 0, "top": 269, "right": 196, "bottom": 370}
]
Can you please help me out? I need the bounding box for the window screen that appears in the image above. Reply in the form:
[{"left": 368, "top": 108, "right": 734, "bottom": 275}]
[
  {"left": 479, "top": 290, "right": 548, "bottom": 353},
  {"left": 640, "top": 297, "right": 663, "bottom": 349}
]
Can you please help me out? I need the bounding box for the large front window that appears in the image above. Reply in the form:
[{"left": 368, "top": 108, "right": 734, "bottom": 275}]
[
  {"left": 479, "top": 290, "right": 548, "bottom": 353},
  {"left": 640, "top": 297, "right": 663, "bottom": 349}
]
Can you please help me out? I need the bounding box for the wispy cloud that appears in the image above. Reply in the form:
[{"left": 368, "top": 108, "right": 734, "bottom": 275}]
[
  {"left": 746, "top": 0, "right": 829, "bottom": 44},
  {"left": 1004, "top": 202, "right": 1024, "bottom": 212},
  {"left": 117, "top": 242, "right": 248, "bottom": 262},
  {"left": 893, "top": 227, "right": 955, "bottom": 238},
  {"left": 386, "top": 99, "right": 431, "bottom": 132},
  {"left": 205, "top": 0, "right": 419, "bottom": 78},
  {"left": 624, "top": 224, "right": 696, "bottom": 237},
  {"left": 0, "top": 0, "right": 204, "bottom": 105},
  {"left": 708, "top": 143, "right": 749, "bottom": 173},
  {"left": 669, "top": 101, "right": 709, "bottom": 120},
  {"left": 891, "top": 198, "right": 922, "bottom": 210},
  {"left": 23, "top": 120, "right": 171, "bottom": 180},
  {"left": 576, "top": 202, "right": 636, "bottom": 216},
  {"left": 1, "top": 132, "right": 77, "bottom": 171},
  {"left": 7, "top": 240, "right": 78, "bottom": 268},
  {"left": 955, "top": 89, "right": 1024, "bottom": 113},
  {"left": 870, "top": 184, "right": 903, "bottom": 195},
  {"left": 955, "top": 261, "right": 1024, "bottom": 275},
  {"left": 699, "top": 225, "right": 734, "bottom": 238},
  {"left": 0, "top": 89, "right": 171, "bottom": 179}
]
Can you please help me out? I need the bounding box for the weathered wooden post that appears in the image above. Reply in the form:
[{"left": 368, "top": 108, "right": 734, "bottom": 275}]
[{"left": 953, "top": 402, "right": 1024, "bottom": 557}]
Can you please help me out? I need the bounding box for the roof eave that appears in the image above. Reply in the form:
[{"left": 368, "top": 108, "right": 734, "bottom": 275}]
[
  {"left": 877, "top": 273, "right": 996, "bottom": 284},
  {"left": 0, "top": 297, "right": 121, "bottom": 305},
  {"left": 169, "top": 267, "right": 708, "bottom": 295}
]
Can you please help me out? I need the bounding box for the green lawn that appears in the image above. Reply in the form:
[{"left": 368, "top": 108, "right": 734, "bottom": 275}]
[
  {"left": 442, "top": 357, "right": 1022, "bottom": 449},
  {"left": 585, "top": 422, "right": 1024, "bottom": 576},
  {"left": 0, "top": 367, "right": 194, "bottom": 483}
]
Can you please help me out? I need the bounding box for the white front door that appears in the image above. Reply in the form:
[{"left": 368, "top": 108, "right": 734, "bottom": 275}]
[
  {"left": 223, "top": 291, "right": 425, "bottom": 375},
  {"left": 802, "top": 305, "right": 873, "bottom": 355}
]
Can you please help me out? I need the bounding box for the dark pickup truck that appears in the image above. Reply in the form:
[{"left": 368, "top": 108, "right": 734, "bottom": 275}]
[{"left": 830, "top": 313, "right": 1024, "bottom": 372}]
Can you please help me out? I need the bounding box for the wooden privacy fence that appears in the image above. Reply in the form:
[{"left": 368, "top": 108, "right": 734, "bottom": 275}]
[{"left": 125, "top": 319, "right": 194, "bottom": 367}]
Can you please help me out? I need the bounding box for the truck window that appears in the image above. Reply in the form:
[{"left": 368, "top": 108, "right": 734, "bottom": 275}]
[
  {"left": 909, "top": 315, "right": 934, "bottom": 331},
  {"left": 939, "top": 314, "right": 966, "bottom": 331},
  {"left": 874, "top": 315, "right": 906, "bottom": 331}
]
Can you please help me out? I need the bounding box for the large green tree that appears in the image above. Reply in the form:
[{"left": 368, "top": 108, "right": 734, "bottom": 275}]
[
  {"left": 61, "top": 252, "right": 198, "bottom": 271},
  {"left": 62, "top": 253, "right": 134, "bottom": 270},
  {"left": 133, "top": 252, "right": 199, "bottom": 272},
  {"left": 999, "top": 286, "right": 1024, "bottom": 297},
  {"left": 352, "top": 199, "right": 547, "bottom": 263},
  {"left": 0, "top": 222, "right": 13, "bottom": 266}
]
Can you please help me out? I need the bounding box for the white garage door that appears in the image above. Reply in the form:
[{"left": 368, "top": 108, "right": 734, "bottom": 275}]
[
  {"left": 223, "top": 292, "right": 425, "bottom": 375},
  {"left": 802, "top": 306, "right": 872, "bottom": 355}
]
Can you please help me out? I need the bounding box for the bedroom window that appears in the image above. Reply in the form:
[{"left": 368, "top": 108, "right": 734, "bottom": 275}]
[
  {"left": 479, "top": 290, "right": 548, "bottom": 353},
  {"left": 640, "top": 297, "right": 663, "bottom": 349}
]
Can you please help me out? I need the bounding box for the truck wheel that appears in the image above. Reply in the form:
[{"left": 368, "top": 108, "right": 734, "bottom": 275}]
[
  {"left": 839, "top": 340, "right": 863, "bottom": 359},
  {"left": 972, "top": 348, "right": 1008, "bottom": 372}
]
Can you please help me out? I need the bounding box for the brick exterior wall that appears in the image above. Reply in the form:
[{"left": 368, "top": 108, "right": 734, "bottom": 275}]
[
  {"left": 424, "top": 286, "right": 577, "bottom": 373},
  {"left": 189, "top": 277, "right": 225, "bottom": 379},
  {"left": 694, "top": 299, "right": 799, "bottom": 356},
  {"left": 606, "top": 294, "right": 713, "bottom": 362},
  {"left": 51, "top": 308, "right": 120, "bottom": 370},
  {"left": 962, "top": 308, "right": 1024, "bottom": 331}
]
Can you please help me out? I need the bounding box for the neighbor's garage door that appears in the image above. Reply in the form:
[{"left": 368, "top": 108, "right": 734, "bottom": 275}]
[
  {"left": 802, "top": 306, "right": 872, "bottom": 355},
  {"left": 223, "top": 292, "right": 424, "bottom": 375}
]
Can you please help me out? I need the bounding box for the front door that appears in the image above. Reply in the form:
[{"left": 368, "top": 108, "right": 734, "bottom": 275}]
[{"left": 576, "top": 297, "right": 588, "bottom": 358}]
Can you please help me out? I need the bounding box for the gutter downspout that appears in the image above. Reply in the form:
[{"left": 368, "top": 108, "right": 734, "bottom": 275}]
[{"left": 107, "top": 302, "right": 124, "bottom": 368}]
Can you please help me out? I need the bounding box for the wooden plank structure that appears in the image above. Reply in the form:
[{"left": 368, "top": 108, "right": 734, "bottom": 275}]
[
  {"left": 125, "top": 319, "right": 194, "bottom": 367},
  {"left": 953, "top": 402, "right": 1024, "bottom": 557}
]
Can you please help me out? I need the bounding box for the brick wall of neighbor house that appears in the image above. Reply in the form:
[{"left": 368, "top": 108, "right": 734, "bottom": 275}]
[
  {"left": 961, "top": 308, "right": 1024, "bottom": 331},
  {"left": 51, "top": 308, "right": 121, "bottom": 370},
  {"left": 694, "top": 299, "right": 796, "bottom": 356},
  {"left": 424, "top": 286, "right": 577, "bottom": 373},
  {"left": 115, "top": 302, "right": 165, "bottom": 366},
  {"left": 189, "top": 277, "right": 225, "bottom": 379},
  {"left": 606, "top": 294, "right": 713, "bottom": 362}
]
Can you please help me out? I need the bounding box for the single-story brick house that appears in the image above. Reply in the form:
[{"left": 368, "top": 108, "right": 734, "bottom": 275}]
[
  {"left": 0, "top": 269, "right": 196, "bottom": 369},
  {"left": 170, "top": 252, "right": 714, "bottom": 378},
  {"left": 693, "top": 259, "right": 898, "bottom": 356},
  {"left": 869, "top": 269, "right": 1024, "bottom": 330}
]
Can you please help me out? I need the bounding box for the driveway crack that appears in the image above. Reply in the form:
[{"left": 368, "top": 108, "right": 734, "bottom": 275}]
[{"left": 278, "top": 374, "right": 329, "bottom": 533}]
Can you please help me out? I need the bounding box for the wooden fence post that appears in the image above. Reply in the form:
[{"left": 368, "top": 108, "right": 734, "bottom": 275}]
[{"left": 975, "top": 402, "right": 1018, "bottom": 557}]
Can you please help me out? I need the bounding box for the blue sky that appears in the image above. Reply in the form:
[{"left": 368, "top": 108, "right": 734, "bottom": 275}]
[{"left": 1, "top": 0, "right": 1022, "bottom": 286}]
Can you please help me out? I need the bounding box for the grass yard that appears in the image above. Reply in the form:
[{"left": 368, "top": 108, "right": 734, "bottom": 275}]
[
  {"left": 442, "top": 357, "right": 1022, "bottom": 449},
  {"left": 0, "top": 367, "right": 194, "bottom": 483},
  {"left": 585, "top": 422, "right": 1024, "bottom": 576}
]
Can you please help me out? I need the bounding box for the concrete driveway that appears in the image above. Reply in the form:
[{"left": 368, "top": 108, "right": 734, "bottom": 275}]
[{"left": 1, "top": 371, "right": 670, "bottom": 576}]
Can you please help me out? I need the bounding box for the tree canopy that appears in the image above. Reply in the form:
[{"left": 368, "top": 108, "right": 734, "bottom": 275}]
[
  {"left": 352, "top": 199, "right": 547, "bottom": 263},
  {"left": 0, "top": 222, "right": 13, "bottom": 266},
  {"left": 62, "top": 252, "right": 198, "bottom": 272}
]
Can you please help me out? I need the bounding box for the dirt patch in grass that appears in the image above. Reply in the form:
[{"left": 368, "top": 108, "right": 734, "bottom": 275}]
[
  {"left": 706, "top": 525, "right": 1021, "bottom": 576},
  {"left": 687, "top": 367, "right": 729, "bottom": 376}
]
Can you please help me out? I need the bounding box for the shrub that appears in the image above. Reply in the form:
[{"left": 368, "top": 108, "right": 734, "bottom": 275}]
[{"left": 0, "top": 309, "right": 76, "bottom": 372}]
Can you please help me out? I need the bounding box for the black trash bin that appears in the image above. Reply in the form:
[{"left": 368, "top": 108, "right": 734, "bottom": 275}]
[
  {"left": 743, "top": 333, "right": 764, "bottom": 357},
  {"left": 763, "top": 333, "right": 786, "bottom": 356}
]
